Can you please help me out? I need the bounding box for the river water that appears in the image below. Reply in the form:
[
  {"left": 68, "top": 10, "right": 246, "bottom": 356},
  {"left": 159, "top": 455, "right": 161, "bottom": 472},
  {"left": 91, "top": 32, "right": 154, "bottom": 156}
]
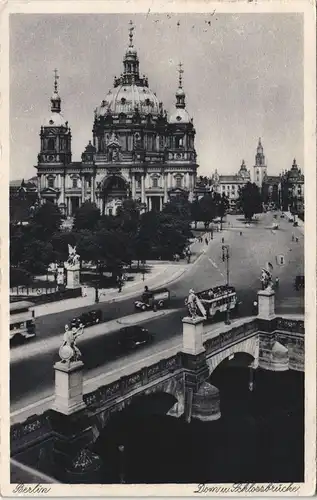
[{"left": 94, "top": 367, "right": 304, "bottom": 484}]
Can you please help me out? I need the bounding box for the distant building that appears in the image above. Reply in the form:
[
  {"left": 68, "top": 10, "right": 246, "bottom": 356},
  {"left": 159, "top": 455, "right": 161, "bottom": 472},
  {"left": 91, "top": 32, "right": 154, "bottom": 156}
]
[
  {"left": 253, "top": 138, "right": 267, "bottom": 188},
  {"left": 35, "top": 23, "right": 198, "bottom": 216},
  {"left": 211, "top": 160, "right": 251, "bottom": 207},
  {"left": 10, "top": 178, "right": 38, "bottom": 222},
  {"left": 280, "top": 159, "right": 304, "bottom": 213},
  {"left": 262, "top": 174, "right": 281, "bottom": 206}
]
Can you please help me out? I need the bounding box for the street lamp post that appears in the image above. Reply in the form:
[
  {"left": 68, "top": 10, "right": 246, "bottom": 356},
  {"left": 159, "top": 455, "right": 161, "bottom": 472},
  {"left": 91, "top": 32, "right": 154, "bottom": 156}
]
[{"left": 222, "top": 244, "right": 231, "bottom": 325}]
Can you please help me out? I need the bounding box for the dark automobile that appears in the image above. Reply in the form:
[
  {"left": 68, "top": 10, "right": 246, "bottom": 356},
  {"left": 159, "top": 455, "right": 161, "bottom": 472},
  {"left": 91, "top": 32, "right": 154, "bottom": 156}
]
[
  {"left": 118, "top": 325, "right": 153, "bottom": 350},
  {"left": 70, "top": 309, "right": 102, "bottom": 328}
]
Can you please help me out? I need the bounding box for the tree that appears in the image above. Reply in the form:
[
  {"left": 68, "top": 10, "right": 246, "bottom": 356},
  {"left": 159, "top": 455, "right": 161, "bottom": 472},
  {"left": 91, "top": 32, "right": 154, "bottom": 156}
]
[
  {"left": 199, "top": 194, "right": 216, "bottom": 229},
  {"left": 30, "top": 202, "right": 63, "bottom": 240},
  {"left": 237, "top": 182, "right": 262, "bottom": 221},
  {"left": 73, "top": 201, "right": 100, "bottom": 231},
  {"left": 214, "top": 192, "right": 229, "bottom": 230},
  {"left": 190, "top": 199, "right": 202, "bottom": 229},
  {"left": 21, "top": 239, "right": 55, "bottom": 275},
  {"left": 162, "top": 195, "right": 191, "bottom": 222}
]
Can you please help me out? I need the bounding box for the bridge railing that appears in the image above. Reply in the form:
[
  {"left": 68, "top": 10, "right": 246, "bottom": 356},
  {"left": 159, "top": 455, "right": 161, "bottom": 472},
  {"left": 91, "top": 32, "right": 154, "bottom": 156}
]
[
  {"left": 275, "top": 317, "right": 304, "bottom": 335},
  {"left": 84, "top": 352, "right": 183, "bottom": 409},
  {"left": 203, "top": 319, "right": 258, "bottom": 355}
]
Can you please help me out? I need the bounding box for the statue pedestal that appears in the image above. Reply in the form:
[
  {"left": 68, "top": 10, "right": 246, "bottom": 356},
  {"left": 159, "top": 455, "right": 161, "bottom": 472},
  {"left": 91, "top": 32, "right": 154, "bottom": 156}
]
[
  {"left": 65, "top": 264, "right": 80, "bottom": 289},
  {"left": 257, "top": 289, "right": 275, "bottom": 320},
  {"left": 52, "top": 361, "right": 86, "bottom": 415},
  {"left": 182, "top": 316, "right": 205, "bottom": 355}
]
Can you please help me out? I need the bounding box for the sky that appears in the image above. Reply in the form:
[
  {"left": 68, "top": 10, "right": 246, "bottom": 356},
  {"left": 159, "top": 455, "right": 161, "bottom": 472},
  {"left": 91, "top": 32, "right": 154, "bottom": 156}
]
[{"left": 9, "top": 12, "right": 303, "bottom": 180}]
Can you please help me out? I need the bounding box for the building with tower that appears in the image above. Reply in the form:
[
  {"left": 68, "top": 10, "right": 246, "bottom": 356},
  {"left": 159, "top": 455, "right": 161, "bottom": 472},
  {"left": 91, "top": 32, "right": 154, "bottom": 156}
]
[
  {"left": 210, "top": 160, "right": 251, "bottom": 208},
  {"left": 35, "top": 23, "right": 198, "bottom": 216},
  {"left": 280, "top": 158, "right": 304, "bottom": 213},
  {"left": 253, "top": 138, "right": 267, "bottom": 188}
]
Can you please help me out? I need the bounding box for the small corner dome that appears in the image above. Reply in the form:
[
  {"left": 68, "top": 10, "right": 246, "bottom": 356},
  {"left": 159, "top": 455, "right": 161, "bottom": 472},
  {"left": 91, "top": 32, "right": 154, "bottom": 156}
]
[
  {"left": 169, "top": 107, "right": 191, "bottom": 124},
  {"left": 43, "top": 112, "right": 67, "bottom": 127}
]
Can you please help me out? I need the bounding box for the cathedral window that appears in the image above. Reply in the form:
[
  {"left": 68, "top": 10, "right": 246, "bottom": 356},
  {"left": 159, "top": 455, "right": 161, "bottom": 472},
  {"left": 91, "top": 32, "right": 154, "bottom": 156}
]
[
  {"left": 47, "top": 176, "right": 55, "bottom": 189},
  {"left": 175, "top": 136, "right": 183, "bottom": 148},
  {"left": 72, "top": 178, "right": 78, "bottom": 189},
  {"left": 152, "top": 177, "right": 158, "bottom": 188},
  {"left": 121, "top": 98, "right": 126, "bottom": 105},
  {"left": 48, "top": 138, "right": 55, "bottom": 151},
  {"left": 175, "top": 176, "right": 182, "bottom": 188}
]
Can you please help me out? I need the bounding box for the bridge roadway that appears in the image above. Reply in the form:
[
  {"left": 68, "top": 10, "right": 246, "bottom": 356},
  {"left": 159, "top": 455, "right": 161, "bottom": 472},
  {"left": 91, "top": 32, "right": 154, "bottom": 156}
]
[{"left": 10, "top": 212, "right": 304, "bottom": 417}]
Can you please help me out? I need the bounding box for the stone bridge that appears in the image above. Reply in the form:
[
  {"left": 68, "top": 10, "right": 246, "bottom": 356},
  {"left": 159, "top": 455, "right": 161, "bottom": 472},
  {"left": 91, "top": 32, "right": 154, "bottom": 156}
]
[{"left": 11, "top": 298, "right": 304, "bottom": 483}]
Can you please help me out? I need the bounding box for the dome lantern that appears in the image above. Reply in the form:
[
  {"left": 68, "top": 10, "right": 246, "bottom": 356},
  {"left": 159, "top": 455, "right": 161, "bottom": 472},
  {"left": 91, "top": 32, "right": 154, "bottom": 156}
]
[{"left": 51, "top": 68, "right": 61, "bottom": 114}]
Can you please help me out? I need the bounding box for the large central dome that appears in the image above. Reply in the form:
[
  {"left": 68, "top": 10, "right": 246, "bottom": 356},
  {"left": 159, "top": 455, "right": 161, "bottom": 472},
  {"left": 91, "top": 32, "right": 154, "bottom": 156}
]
[
  {"left": 95, "top": 24, "right": 161, "bottom": 118},
  {"left": 96, "top": 83, "right": 160, "bottom": 117}
]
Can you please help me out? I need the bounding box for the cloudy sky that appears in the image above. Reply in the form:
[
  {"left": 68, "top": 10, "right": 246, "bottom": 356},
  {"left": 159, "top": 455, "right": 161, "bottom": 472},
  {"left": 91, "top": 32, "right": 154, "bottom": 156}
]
[{"left": 10, "top": 12, "right": 303, "bottom": 180}]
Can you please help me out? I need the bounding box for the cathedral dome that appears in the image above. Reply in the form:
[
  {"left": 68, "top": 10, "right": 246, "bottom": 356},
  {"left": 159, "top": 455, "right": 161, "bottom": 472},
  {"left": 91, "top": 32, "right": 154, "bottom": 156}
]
[
  {"left": 43, "top": 112, "right": 68, "bottom": 127},
  {"left": 169, "top": 107, "right": 191, "bottom": 124},
  {"left": 95, "top": 21, "right": 161, "bottom": 118},
  {"left": 95, "top": 84, "right": 160, "bottom": 117}
]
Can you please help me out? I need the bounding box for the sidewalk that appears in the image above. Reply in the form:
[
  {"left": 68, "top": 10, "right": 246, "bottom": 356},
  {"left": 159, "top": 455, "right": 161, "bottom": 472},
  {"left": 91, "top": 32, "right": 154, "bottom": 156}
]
[{"left": 32, "top": 234, "right": 209, "bottom": 318}]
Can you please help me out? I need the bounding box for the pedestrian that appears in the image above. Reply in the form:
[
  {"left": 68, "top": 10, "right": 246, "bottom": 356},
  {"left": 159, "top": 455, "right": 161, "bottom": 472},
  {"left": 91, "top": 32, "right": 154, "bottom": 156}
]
[
  {"left": 252, "top": 301, "right": 258, "bottom": 315},
  {"left": 240, "top": 231, "right": 242, "bottom": 236},
  {"left": 275, "top": 277, "right": 279, "bottom": 288},
  {"left": 205, "top": 237, "right": 208, "bottom": 245},
  {"left": 292, "top": 234, "right": 295, "bottom": 242},
  {"left": 295, "top": 237, "right": 299, "bottom": 243}
]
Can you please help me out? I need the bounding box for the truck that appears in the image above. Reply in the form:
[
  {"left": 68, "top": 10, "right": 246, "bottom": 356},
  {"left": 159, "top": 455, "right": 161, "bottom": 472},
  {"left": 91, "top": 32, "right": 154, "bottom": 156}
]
[
  {"left": 134, "top": 287, "right": 170, "bottom": 311},
  {"left": 192, "top": 284, "right": 238, "bottom": 320}
]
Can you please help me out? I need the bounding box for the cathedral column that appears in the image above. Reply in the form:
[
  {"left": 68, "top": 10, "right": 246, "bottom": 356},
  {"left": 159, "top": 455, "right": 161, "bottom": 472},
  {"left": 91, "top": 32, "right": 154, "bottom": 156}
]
[
  {"left": 60, "top": 174, "right": 65, "bottom": 206},
  {"left": 81, "top": 175, "right": 85, "bottom": 204},
  {"left": 141, "top": 174, "right": 146, "bottom": 204},
  {"left": 91, "top": 175, "right": 95, "bottom": 203},
  {"left": 164, "top": 173, "right": 168, "bottom": 203},
  {"left": 159, "top": 197, "right": 163, "bottom": 211},
  {"left": 131, "top": 173, "right": 136, "bottom": 199},
  {"left": 148, "top": 196, "right": 152, "bottom": 211}
]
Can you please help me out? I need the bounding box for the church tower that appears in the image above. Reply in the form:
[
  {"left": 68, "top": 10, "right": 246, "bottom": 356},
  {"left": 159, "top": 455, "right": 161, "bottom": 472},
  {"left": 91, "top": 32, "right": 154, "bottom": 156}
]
[
  {"left": 36, "top": 70, "right": 72, "bottom": 208},
  {"left": 167, "top": 63, "right": 197, "bottom": 196},
  {"left": 253, "top": 137, "right": 267, "bottom": 188}
]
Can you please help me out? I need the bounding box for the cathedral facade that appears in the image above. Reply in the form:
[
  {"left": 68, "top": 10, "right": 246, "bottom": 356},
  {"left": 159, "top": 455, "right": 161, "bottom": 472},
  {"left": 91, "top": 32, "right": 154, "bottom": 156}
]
[{"left": 36, "top": 24, "right": 198, "bottom": 216}]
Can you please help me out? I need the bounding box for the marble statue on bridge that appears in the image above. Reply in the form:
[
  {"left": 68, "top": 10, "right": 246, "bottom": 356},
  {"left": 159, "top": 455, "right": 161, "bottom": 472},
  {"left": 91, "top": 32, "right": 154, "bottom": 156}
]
[
  {"left": 58, "top": 323, "right": 85, "bottom": 365},
  {"left": 261, "top": 262, "right": 274, "bottom": 291},
  {"left": 186, "top": 289, "right": 207, "bottom": 319}
]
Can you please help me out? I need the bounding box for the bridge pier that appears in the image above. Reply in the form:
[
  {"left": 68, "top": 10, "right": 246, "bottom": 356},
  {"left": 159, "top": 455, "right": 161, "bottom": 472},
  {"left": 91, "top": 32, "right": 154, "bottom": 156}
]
[
  {"left": 49, "top": 361, "right": 100, "bottom": 482},
  {"left": 181, "top": 316, "right": 220, "bottom": 423},
  {"left": 257, "top": 288, "right": 275, "bottom": 320}
]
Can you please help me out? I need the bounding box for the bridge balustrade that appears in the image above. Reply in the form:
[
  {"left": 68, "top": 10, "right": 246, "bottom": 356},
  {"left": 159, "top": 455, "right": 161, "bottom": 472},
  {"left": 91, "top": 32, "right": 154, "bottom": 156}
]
[{"left": 83, "top": 353, "right": 183, "bottom": 410}]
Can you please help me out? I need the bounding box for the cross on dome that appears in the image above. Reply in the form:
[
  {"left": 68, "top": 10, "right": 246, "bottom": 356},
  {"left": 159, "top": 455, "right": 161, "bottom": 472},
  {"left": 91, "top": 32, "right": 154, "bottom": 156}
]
[
  {"left": 178, "top": 62, "right": 184, "bottom": 88},
  {"left": 129, "top": 20, "right": 134, "bottom": 47},
  {"left": 54, "top": 68, "right": 59, "bottom": 93}
]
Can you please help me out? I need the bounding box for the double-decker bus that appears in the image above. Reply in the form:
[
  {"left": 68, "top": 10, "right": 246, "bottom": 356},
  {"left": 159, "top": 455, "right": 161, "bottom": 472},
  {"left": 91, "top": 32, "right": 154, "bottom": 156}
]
[
  {"left": 10, "top": 301, "right": 36, "bottom": 341},
  {"left": 195, "top": 284, "right": 238, "bottom": 320}
]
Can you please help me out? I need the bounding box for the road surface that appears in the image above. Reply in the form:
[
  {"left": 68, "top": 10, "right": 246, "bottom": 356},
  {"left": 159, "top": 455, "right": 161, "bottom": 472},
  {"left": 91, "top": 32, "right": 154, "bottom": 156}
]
[{"left": 10, "top": 212, "right": 304, "bottom": 412}]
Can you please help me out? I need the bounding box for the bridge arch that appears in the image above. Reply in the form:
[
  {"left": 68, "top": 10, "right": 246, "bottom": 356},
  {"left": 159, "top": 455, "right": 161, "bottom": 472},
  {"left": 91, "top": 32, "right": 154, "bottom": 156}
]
[{"left": 206, "top": 335, "right": 259, "bottom": 375}]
